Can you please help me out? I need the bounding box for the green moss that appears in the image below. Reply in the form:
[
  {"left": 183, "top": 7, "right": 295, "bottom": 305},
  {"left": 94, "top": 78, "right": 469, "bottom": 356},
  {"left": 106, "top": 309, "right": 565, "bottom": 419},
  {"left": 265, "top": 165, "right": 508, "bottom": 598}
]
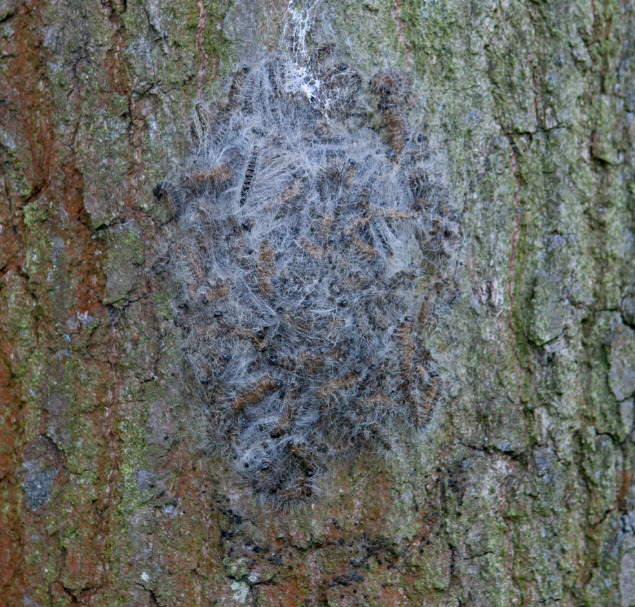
[
  {"left": 24, "top": 200, "right": 50, "bottom": 226},
  {"left": 102, "top": 222, "right": 143, "bottom": 306},
  {"left": 152, "top": 293, "right": 174, "bottom": 321},
  {"left": 0, "top": 135, "right": 35, "bottom": 199}
]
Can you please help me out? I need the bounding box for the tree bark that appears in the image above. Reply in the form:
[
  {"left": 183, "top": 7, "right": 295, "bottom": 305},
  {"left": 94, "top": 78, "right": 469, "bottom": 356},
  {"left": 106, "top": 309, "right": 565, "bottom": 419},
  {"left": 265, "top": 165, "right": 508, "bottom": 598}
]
[{"left": 0, "top": 1, "right": 633, "bottom": 606}]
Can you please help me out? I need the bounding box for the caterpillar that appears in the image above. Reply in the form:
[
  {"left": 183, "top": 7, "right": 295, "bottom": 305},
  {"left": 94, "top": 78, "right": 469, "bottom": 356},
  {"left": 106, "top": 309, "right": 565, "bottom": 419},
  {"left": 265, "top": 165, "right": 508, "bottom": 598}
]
[
  {"left": 231, "top": 376, "right": 279, "bottom": 414},
  {"left": 257, "top": 240, "right": 275, "bottom": 296},
  {"left": 371, "top": 71, "right": 411, "bottom": 158},
  {"left": 395, "top": 318, "right": 415, "bottom": 379},
  {"left": 188, "top": 162, "right": 233, "bottom": 186},
  {"left": 227, "top": 65, "right": 250, "bottom": 111}
]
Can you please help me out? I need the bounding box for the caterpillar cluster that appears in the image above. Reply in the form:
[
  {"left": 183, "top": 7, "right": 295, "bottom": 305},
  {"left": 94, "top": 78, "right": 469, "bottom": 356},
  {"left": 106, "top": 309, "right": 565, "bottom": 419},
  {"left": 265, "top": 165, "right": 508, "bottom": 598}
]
[{"left": 159, "top": 46, "right": 459, "bottom": 504}]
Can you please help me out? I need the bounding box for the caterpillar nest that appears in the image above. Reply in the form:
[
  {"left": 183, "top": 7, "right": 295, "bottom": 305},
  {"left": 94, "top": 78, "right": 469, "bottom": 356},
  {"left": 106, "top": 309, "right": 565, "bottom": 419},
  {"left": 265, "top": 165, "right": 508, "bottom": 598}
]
[{"left": 159, "top": 47, "right": 459, "bottom": 504}]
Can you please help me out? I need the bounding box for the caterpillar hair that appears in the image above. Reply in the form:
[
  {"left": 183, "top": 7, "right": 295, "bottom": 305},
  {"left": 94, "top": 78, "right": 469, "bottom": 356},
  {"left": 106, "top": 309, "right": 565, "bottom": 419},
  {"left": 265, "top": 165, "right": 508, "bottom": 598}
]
[{"left": 161, "top": 44, "right": 460, "bottom": 505}]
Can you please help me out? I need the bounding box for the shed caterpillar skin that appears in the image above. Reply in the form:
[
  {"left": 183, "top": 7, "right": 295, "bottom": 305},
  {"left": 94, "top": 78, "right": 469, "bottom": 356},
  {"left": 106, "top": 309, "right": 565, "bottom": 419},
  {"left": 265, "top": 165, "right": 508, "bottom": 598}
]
[
  {"left": 239, "top": 147, "right": 259, "bottom": 206},
  {"left": 162, "top": 46, "right": 460, "bottom": 504}
]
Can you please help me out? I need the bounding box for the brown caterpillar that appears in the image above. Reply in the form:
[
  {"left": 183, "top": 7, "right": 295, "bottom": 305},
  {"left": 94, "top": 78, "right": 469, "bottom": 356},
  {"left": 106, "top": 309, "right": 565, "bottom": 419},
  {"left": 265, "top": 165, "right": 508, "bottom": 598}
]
[
  {"left": 351, "top": 236, "right": 377, "bottom": 260},
  {"left": 264, "top": 178, "right": 302, "bottom": 213},
  {"left": 356, "top": 393, "right": 397, "bottom": 410},
  {"left": 300, "top": 237, "right": 325, "bottom": 260},
  {"left": 378, "top": 208, "right": 420, "bottom": 220},
  {"left": 384, "top": 107, "right": 407, "bottom": 158},
  {"left": 232, "top": 377, "right": 278, "bottom": 414},
  {"left": 227, "top": 65, "right": 250, "bottom": 111},
  {"left": 204, "top": 280, "right": 231, "bottom": 302},
  {"left": 418, "top": 281, "right": 443, "bottom": 326},
  {"left": 310, "top": 42, "right": 335, "bottom": 67},
  {"left": 417, "top": 374, "right": 439, "bottom": 427},
  {"left": 191, "top": 102, "right": 216, "bottom": 145},
  {"left": 188, "top": 162, "right": 233, "bottom": 185},
  {"left": 344, "top": 216, "right": 372, "bottom": 235},
  {"left": 230, "top": 326, "right": 267, "bottom": 347},
  {"left": 269, "top": 390, "right": 299, "bottom": 438},
  {"left": 395, "top": 318, "right": 415, "bottom": 378},
  {"left": 257, "top": 240, "right": 275, "bottom": 296},
  {"left": 315, "top": 371, "right": 361, "bottom": 399},
  {"left": 371, "top": 71, "right": 411, "bottom": 158},
  {"left": 279, "top": 178, "right": 301, "bottom": 203}
]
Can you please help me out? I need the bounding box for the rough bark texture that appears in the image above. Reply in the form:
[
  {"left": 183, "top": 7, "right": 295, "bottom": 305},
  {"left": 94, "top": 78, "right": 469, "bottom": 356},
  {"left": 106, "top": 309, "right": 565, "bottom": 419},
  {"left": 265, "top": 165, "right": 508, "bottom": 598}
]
[{"left": 0, "top": 1, "right": 633, "bottom": 606}]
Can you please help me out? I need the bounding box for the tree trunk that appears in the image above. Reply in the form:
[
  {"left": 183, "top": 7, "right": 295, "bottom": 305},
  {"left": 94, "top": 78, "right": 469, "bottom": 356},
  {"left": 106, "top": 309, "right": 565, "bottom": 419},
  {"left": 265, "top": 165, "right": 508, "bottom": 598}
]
[{"left": 1, "top": 1, "right": 632, "bottom": 606}]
